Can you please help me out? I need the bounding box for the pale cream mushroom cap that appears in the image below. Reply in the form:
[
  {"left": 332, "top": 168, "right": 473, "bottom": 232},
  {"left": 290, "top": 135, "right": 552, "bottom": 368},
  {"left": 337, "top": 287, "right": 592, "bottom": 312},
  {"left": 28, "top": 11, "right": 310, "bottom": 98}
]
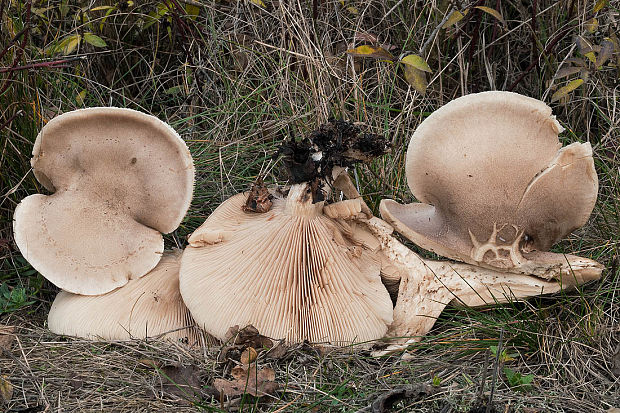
[
  {"left": 48, "top": 251, "right": 200, "bottom": 343},
  {"left": 179, "top": 184, "right": 393, "bottom": 344},
  {"left": 13, "top": 108, "right": 194, "bottom": 295},
  {"left": 381, "top": 91, "right": 598, "bottom": 273}
]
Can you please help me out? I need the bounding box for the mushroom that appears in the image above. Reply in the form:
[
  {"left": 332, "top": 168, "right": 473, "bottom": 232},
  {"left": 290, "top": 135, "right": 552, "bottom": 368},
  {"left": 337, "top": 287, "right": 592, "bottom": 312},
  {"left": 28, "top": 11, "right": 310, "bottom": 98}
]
[
  {"left": 13, "top": 108, "right": 194, "bottom": 295},
  {"left": 48, "top": 250, "right": 201, "bottom": 344},
  {"left": 380, "top": 91, "right": 599, "bottom": 279},
  {"left": 361, "top": 215, "right": 602, "bottom": 356},
  {"left": 179, "top": 183, "right": 394, "bottom": 344},
  {"left": 328, "top": 168, "right": 602, "bottom": 355}
]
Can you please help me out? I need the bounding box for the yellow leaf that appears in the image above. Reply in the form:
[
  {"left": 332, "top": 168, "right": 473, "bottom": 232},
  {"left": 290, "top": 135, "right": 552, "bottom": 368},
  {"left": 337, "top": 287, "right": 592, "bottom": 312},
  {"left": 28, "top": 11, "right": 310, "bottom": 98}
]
[
  {"left": 474, "top": 6, "right": 505, "bottom": 25},
  {"left": 401, "top": 54, "right": 432, "bottom": 73},
  {"left": 89, "top": 5, "right": 114, "bottom": 11},
  {"left": 249, "top": 0, "right": 266, "bottom": 7},
  {"left": 551, "top": 79, "right": 584, "bottom": 102},
  {"left": 585, "top": 18, "right": 598, "bottom": 34},
  {"left": 185, "top": 4, "right": 200, "bottom": 20},
  {"left": 594, "top": 0, "right": 608, "bottom": 13},
  {"left": 76, "top": 90, "right": 87, "bottom": 106},
  {"left": 345, "top": 45, "right": 394, "bottom": 60},
  {"left": 57, "top": 34, "right": 80, "bottom": 55},
  {"left": 404, "top": 65, "right": 428, "bottom": 95},
  {"left": 584, "top": 51, "right": 596, "bottom": 63},
  {"left": 0, "top": 376, "right": 12, "bottom": 404},
  {"left": 442, "top": 10, "right": 465, "bottom": 29}
]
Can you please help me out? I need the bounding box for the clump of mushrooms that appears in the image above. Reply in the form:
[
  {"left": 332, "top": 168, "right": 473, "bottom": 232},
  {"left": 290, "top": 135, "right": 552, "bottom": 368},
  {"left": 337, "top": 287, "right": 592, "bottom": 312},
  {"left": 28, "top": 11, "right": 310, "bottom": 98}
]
[
  {"left": 13, "top": 108, "right": 198, "bottom": 342},
  {"left": 12, "top": 95, "right": 603, "bottom": 351},
  {"left": 366, "top": 91, "right": 603, "bottom": 353}
]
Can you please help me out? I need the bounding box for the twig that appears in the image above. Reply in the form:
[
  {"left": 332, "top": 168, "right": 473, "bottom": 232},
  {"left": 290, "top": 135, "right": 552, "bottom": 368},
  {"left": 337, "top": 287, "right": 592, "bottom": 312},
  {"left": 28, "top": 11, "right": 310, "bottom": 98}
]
[
  {"left": 476, "top": 349, "right": 491, "bottom": 400},
  {"left": 0, "top": 25, "right": 31, "bottom": 61},
  {"left": 419, "top": 7, "right": 454, "bottom": 56},
  {"left": 487, "top": 328, "right": 504, "bottom": 413},
  {"left": 531, "top": 0, "right": 538, "bottom": 65},
  {"left": 0, "top": 109, "right": 21, "bottom": 131},
  {"left": 507, "top": 26, "right": 571, "bottom": 91},
  {"left": 0, "top": 56, "right": 84, "bottom": 73}
]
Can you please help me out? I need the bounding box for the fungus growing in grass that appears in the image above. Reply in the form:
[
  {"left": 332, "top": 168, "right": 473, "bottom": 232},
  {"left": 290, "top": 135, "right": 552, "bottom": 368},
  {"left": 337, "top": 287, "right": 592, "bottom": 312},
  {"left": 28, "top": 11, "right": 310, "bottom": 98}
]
[
  {"left": 380, "top": 91, "right": 599, "bottom": 280},
  {"left": 179, "top": 183, "right": 393, "bottom": 344},
  {"left": 13, "top": 108, "right": 194, "bottom": 295},
  {"left": 48, "top": 251, "right": 200, "bottom": 343}
]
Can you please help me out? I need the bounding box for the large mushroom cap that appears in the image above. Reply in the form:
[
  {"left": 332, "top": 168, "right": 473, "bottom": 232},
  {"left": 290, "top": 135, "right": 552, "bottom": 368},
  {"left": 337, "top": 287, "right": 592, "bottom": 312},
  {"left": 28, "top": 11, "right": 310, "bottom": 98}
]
[
  {"left": 381, "top": 91, "right": 598, "bottom": 273},
  {"left": 13, "top": 108, "right": 194, "bottom": 295},
  {"left": 179, "top": 184, "right": 393, "bottom": 345},
  {"left": 48, "top": 251, "right": 200, "bottom": 344}
]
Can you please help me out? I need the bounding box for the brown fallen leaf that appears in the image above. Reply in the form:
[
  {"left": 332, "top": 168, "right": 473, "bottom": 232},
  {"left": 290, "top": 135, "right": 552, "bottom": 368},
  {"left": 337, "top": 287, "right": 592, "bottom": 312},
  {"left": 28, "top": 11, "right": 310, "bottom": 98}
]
[
  {"left": 0, "top": 326, "right": 16, "bottom": 350},
  {"left": 214, "top": 365, "right": 279, "bottom": 398},
  {"left": 158, "top": 364, "right": 203, "bottom": 400},
  {"left": 225, "top": 325, "right": 273, "bottom": 349},
  {"left": 240, "top": 347, "right": 258, "bottom": 365},
  {"left": 243, "top": 179, "right": 273, "bottom": 213},
  {"left": 0, "top": 375, "right": 13, "bottom": 404},
  {"left": 265, "top": 342, "right": 288, "bottom": 360}
]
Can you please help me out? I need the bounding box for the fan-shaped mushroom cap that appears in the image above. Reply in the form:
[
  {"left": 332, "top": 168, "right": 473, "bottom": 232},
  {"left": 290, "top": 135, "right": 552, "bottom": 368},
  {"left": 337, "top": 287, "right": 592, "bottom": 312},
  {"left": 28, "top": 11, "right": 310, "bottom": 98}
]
[
  {"left": 179, "top": 184, "right": 393, "bottom": 344},
  {"left": 381, "top": 91, "right": 598, "bottom": 276},
  {"left": 48, "top": 251, "right": 200, "bottom": 343},
  {"left": 13, "top": 108, "right": 194, "bottom": 295}
]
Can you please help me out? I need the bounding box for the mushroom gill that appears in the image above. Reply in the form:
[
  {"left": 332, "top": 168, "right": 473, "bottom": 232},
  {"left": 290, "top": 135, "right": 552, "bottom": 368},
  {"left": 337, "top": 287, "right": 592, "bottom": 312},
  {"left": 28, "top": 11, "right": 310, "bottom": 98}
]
[
  {"left": 48, "top": 251, "right": 200, "bottom": 344},
  {"left": 179, "top": 183, "right": 393, "bottom": 345}
]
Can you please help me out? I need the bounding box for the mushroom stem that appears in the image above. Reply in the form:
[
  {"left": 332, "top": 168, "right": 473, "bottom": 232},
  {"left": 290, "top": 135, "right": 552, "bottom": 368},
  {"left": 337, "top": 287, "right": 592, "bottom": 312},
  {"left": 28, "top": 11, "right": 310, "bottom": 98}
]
[{"left": 362, "top": 216, "right": 603, "bottom": 356}]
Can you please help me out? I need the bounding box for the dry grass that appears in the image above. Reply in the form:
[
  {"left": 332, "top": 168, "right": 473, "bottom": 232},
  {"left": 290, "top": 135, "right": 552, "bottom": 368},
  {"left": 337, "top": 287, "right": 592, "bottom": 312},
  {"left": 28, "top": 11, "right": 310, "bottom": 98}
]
[{"left": 1, "top": 0, "right": 619, "bottom": 411}]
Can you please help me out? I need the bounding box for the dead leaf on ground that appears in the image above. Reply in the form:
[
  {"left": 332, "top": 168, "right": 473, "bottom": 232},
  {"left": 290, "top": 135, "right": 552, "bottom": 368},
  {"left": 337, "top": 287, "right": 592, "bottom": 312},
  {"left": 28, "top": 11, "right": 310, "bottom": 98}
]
[
  {"left": 214, "top": 365, "right": 279, "bottom": 398},
  {"left": 0, "top": 375, "right": 13, "bottom": 404},
  {"left": 265, "top": 342, "right": 288, "bottom": 360},
  {"left": 240, "top": 347, "right": 258, "bottom": 364},
  {"left": 0, "top": 326, "right": 16, "bottom": 350},
  {"left": 157, "top": 364, "right": 204, "bottom": 401},
  {"left": 225, "top": 325, "right": 273, "bottom": 349},
  {"left": 243, "top": 179, "right": 273, "bottom": 213}
]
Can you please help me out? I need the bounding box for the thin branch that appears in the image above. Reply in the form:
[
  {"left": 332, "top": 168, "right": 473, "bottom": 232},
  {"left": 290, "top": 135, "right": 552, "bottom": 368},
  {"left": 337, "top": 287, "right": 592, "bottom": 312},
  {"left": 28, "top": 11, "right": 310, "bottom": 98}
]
[{"left": 420, "top": 7, "right": 454, "bottom": 56}]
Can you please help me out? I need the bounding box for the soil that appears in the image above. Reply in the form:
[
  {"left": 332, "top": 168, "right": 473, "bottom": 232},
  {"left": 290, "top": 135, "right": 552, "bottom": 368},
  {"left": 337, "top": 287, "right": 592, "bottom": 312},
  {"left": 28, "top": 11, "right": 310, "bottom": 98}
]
[{"left": 276, "top": 118, "right": 390, "bottom": 185}]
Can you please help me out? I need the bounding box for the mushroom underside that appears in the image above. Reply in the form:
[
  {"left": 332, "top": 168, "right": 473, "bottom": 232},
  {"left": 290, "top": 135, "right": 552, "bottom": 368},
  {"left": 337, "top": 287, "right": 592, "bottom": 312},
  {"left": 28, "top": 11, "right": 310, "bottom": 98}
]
[
  {"left": 179, "top": 186, "right": 394, "bottom": 345},
  {"left": 48, "top": 251, "right": 201, "bottom": 344}
]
